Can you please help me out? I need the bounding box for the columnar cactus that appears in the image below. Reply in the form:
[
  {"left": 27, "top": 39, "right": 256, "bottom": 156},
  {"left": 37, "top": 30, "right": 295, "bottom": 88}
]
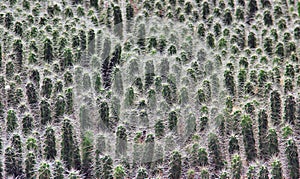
[
  {"left": 53, "top": 160, "right": 64, "bottom": 179},
  {"left": 11, "top": 134, "right": 23, "bottom": 177},
  {"left": 116, "top": 126, "right": 127, "bottom": 157},
  {"left": 54, "top": 95, "right": 65, "bottom": 120},
  {"left": 40, "top": 100, "right": 52, "bottom": 125},
  {"left": 142, "top": 133, "right": 155, "bottom": 167},
  {"left": 26, "top": 82, "right": 38, "bottom": 104},
  {"left": 61, "top": 118, "right": 81, "bottom": 170},
  {"left": 228, "top": 135, "right": 240, "bottom": 154},
  {"left": 271, "top": 160, "right": 282, "bottom": 179},
  {"left": 113, "top": 165, "right": 126, "bottom": 179},
  {"left": 267, "top": 129, "right": 279, "bottom": 157},
  {"left": 258, "top": 110, "right": 268, "bottom": 159},
  {"left": 136, "top": 167, "right": 148, "bottom": 179},
  {"left": 224, "top": 70, "right": 235, "bottom": 96},
  {"left": 25, "top": 152, "right": 36, "bottom": 178},
  {"left": 44, "top": 38, "right": 53, "bottom": 63},
  {"left": 38, "top": 162, "right": 51, "bottom": 178},
  {"left": 101, "top": 155, "right": 113, "bottom": 179},
  {"left": 81, "top": 131, "right": 94, "bottom": 178},
  {"left": 44, "top": 127, "right": 57, "bottom": 160},
  {"left": 231, "top": 154, "right": 242, "bottom": 179},
  {"left": 6, "top": 109, "right": 18, "bottom": 133},
  {"left": 284, "top": 95, "right": 296, "bottom": 124},
  {"left": 270, "top": 90, "right": 281, "bottom": 125},
  {"left": 168, "top": 111, "right": 178, "bottom": 132},
  {"left": 241, "top": 115, "right": 257, "bottom": 161},
  {"left": 113, "top": 6, "right": 123, "bottom": 38},
  {"left": 0, "top": 0, "right": 299, "bottom": 178},
  {"left": 208, "top": 133, "right": 224, "bottom": 171},
  {"left": 285, "top": 139, "right": 299, "bottom": 179},
  {"left": 168, "top": 150, "right": 182, "bottom": 179}
]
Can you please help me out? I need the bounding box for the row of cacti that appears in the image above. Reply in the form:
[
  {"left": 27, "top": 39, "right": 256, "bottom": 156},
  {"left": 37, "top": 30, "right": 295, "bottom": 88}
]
[{"left": 0, "top": 0, "right": 299, "bottom": 178}]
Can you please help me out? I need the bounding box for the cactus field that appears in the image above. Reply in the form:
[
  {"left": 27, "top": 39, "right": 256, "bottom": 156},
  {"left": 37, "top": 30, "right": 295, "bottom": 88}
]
[{"left": 0, "top": 0, "right": 300, "bottom": 178}]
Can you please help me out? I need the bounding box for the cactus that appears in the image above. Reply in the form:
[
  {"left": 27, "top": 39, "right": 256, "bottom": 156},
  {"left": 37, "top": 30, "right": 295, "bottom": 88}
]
[
  {"left": 9, "top": 134, "right": 23, "bottom": 177},
  {"left": 285, "top": 139, "right": 299, "bottom": 179},
  {"left": 44, "top": 127, "right": 57, "bottom": 160},
  {"left": 155, "top": 120, "right": 165, "bottom": 138},
  {"left": 99, "top": 101, "right": 110, "bottom": 129},
  {"left": 168, "top": 111, "right": 178, "bottom": 132},
  {"left": 168, "top": 150, "right": 182, "bottom": 179},
  {"left": 61, "top": 118, "right": 81, "bottom": 170},
  {"left": 136, "top": 167, "right": 148, "bottom": 179},
  {"left": 0, "top": 0, "right": 299, "bottom": 178},
  {"left": 268, "top": 129, "right": 279, "bottom": 157},
  {"left": 38, "top": 162, "right": 51, "bottom": 178},
  {"left": 53, "top": 160, "right": 65, "bottom": 179},
  {"left": 284, "top": 95, "right": 296, "bottom": 124},
  {"left": 270, "top": 91, "right": 281, "bottom": 125},
  {"left": 81, "top": 131, "right": 94, "bottom": 178},
  {"left": 258, "top": 110, "right": 268, "bottom": 159},
  {"left": 271, "top": 160, "right": 282, "bottom": 179},
  {"left": 241, "top": 115, "right": 257, "bottom": 161},
  {"left": 6, "top": 109, "right": 18, "bottom": 133},
  {"left": 25, "top": 152, "right": 36, "bottom": 178},
  {"left": 258, "top": 165, "right": 269, "bottom": 179},
  {"left": 102, "top": 155, "right": 113, "bottom": 179},
  {"left": 116, "top": 126, "right": 127, "bottom": 157},
  {"left": 208, "top": 133, "right": 224, "bottom": 171},
  {"left": 231, "top": 154, "right": 242, "bottom": 179},
  {"left": 229, "top": 135, "right": 240, "bottom": 154},
  {"left": 114, "top": 165, "right": 126, "bottom": 179},
  {"left": 40, "top": 100, "right": 52, "bottom": 125},
  {"left": 142, "top": 134, "right": 155, "bottom": 167}
]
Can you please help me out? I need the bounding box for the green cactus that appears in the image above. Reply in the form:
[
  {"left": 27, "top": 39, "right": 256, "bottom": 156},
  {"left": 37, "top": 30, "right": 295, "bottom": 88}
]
[
  {"left": 200, "top": 169, "right": 209, "bottom": 179},
  {"left": 208, "top": 133, "right": 224, "bottom": 171},
  {"left": 142, "top": 134, "right": 155, "bottom": 167},
  {"left": 241, "top": 115, "right": 257, "bottom": 161},
  {"left": 44, "top": 127, "right": 57, "bottom": 160},
  {"left": 53, "top": 160, "right": 65, "bottom": 179},
  {"left": 258, "top": 165, "right": 269, "bottom": 179},
  {"left": 26, "top": 82, "right": 38, "bottom": 104},
  {"left": 271, "top": 160, "right": 282, "bottom": 179},
  {"left": 102, "top": 155, "right": 113, "bottom": 179},
  {"left": 115, "top": 126, "right": 127, "bottom": 157},
  {"left": 228, "top": 135, "right": 240, "bottom": 154},
  {"left": 25, "top": 152, "right": 36, "bottom": 179},
  {"left": 168, "top": 111, "right": 178, "bottom": 132},
  {"left": 99, "top": 101, "right": 109, "bottom": 129},
  {"left": 224, "top": 70, "right": 235, "bottom": 96},
  {"left": 44, "top": 38, "right": 53, "bottom": 63},
  {"left": 41, "top": 78, "right": 53, "bottom": 98},
  {"left": 11, "top": 134, "right": 23, "bottom": 177},
  {"left": 81, "top": 131, "right": 94, "bottom": 178},
  {"left": 198, "top": 147, "right": 208, "bottom": 166},
  {"left": 284, "top": 95, "right": 296, "bottom": 124},
  {"left": 61, "top": 118, "right": 81, "bottom": 170},
  {"left": 168, "top": 150, "right": 182, "bottom": 179},
  {"left": 114, "top": 165, "right": 126, "bottom": 179},
  {"left": 258, "top": 110, "right": 268, "bottom": 159},
  {"left": 54, "top": 95, "right": 65, "bottom": 119},
  {"left": 270, "top": 91, "right": 281, "bottom": 125},
  {"left": 231, "top": 154, "right": 242, "bottom": 179},
  {"left": 6, "top": 109, "right": 18, "bottom": 133},
  {"left": 40, "top": 100, "right": 52, "bottom": 125},
  {"left": 247, "top": 165, "right": 256, "bottom": 179},
  {"left": 267, "top": 129, "right": 279, "bottom": 156},
  {"left": 285, "top": 139, "right": 299, "bottom": 179}
]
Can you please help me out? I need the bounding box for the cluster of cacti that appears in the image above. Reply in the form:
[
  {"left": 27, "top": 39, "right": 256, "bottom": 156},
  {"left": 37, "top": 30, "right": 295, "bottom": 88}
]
[{"left": 0, "top": 0, "right": 300, "bottom": 178}]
